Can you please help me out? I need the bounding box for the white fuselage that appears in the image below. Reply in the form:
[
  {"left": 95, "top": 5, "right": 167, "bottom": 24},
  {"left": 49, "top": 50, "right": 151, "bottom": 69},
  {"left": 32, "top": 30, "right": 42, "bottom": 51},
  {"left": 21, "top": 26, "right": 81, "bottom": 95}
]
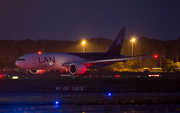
[{"left": 15, "top": 53, "right": 89, "bottom": 71}]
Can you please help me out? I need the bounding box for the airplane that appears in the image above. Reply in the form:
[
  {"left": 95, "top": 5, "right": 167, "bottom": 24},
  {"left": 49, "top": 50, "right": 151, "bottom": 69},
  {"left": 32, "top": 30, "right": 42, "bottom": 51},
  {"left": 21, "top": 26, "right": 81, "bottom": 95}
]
[{"left": 15, "top": 27, "right": 157, "bottom": 75}]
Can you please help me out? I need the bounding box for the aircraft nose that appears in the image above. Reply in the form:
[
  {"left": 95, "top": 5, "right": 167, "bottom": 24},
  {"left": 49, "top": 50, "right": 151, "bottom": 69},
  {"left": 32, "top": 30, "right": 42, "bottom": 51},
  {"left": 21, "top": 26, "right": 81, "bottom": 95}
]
[
  {"left": 15, "top": 61, "right": 20, "bottom": 67},
  {"left": 15, "top": 60, "right": 24, "bottom": 68}
]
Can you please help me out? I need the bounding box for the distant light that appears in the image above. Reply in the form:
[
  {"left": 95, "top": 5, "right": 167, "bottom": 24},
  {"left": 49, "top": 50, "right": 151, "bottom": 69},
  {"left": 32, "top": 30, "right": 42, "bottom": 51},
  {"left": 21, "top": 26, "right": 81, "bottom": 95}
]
[
  {"left": 154, "top": 55, "right": 158, "bottom": 58},
  {"left": 130, "top": 38, "right": 136, "bottom": 42},
  {"left": 149, "top": 74, "right": 159, "bottom": 77},
  {"left": 82, "top": 40, "right": 86, "bottom": 45},
  {"left": 152, "top": 67, "right": 162, "bottom": 70},
  {"left": 143, "top": 67, "right": 149, "bottom": 69},
  {"left": 12, "top": 76, "right": 18, "bottom": 79},
  {"left": 55, "top": 101, "right": 59, "bottom": 105},
  {"left": 38, "top": 51, "right": 42, "bottom": 54},
  {"left": 115, "top": 75, "right": 120, "bottom": 78}
]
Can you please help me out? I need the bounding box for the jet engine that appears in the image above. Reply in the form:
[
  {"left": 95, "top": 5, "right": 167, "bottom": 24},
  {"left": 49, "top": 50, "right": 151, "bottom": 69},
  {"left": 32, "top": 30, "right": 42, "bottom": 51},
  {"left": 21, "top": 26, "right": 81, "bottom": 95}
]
[
  {"left": 69, "top": 63, "right": 87, "bottom": 75},
  {"left": 29, "top": 70, "right": 46, "bottom": 74}
]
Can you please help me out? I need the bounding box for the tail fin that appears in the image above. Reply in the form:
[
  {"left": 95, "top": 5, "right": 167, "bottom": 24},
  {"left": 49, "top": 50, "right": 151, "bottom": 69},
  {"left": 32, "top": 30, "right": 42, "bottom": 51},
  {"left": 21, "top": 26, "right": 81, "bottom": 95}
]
[{"left": 106, "top": 27, "right": 126, "bottom": 54}]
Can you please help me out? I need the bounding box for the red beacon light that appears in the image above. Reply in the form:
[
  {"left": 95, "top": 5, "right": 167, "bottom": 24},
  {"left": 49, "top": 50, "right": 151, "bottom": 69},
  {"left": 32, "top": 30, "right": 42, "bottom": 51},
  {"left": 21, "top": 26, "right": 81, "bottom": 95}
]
[
  {"left": 154, "top": 55, "right": 158, "bottom": 58},
  {"left": 38, "top": 51, "right": 42, "bottom": 54}
]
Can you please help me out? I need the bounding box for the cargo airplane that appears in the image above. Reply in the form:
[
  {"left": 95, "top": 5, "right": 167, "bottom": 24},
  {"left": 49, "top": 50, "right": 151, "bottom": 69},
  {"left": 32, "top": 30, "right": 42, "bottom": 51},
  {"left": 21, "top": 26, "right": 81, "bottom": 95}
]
[{"left": 15, "top": 27, "right": 156, "bottom": 74}]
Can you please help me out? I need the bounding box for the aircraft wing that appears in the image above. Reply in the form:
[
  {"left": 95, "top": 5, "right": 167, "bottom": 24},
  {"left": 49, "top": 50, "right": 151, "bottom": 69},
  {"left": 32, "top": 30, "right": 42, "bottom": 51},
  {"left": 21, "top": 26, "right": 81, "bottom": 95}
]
[
  {"left": 83, "top": 56, "right": 154, "bottom": 64},
  {"left": 62, "top": 56, "right": 155, "bottom": 66}
]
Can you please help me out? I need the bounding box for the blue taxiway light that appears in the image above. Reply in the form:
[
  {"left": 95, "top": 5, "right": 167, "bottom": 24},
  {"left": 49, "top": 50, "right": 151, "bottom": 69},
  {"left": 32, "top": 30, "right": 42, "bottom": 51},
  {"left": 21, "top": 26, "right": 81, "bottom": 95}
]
[
  {"left": 108, "top": 93, "right": 112, "bottom": 96},
  {"left": 55, "top": 101, "right": 59, "bottom": 105}
]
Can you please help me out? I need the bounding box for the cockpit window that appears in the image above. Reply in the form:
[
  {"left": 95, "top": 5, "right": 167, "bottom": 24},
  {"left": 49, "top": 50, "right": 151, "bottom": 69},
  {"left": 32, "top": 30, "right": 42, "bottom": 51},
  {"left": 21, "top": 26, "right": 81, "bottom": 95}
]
[{"left": 18, "top": 59, "right": 25, "bottom": 61}]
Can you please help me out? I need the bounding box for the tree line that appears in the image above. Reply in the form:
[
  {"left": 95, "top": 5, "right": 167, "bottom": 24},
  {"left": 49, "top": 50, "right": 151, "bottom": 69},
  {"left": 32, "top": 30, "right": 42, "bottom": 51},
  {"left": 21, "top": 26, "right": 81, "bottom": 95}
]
[{"left": 0, "top": 37, "right": 180, "bottom": 71}]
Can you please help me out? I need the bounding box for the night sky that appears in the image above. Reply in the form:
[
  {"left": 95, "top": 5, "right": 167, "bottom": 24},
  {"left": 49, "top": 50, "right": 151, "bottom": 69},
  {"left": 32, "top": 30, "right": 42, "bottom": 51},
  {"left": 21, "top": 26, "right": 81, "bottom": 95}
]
[{"left": 0, "top": 0, "right": 180, "bottom": 41}]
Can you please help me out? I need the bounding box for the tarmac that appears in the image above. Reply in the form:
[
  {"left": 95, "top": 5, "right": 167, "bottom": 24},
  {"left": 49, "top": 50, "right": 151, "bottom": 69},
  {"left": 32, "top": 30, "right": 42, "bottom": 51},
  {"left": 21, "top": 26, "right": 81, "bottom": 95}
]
[{"left": 0, "top": 92, "right": 180, "bottom": 113}]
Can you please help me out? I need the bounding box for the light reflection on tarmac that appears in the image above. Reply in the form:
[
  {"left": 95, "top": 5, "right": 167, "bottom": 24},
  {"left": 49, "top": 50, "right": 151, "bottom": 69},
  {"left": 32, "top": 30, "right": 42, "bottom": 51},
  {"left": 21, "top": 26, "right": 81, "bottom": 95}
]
[{"left": 0, "top": 104, "right": 180, "bottom": 113}]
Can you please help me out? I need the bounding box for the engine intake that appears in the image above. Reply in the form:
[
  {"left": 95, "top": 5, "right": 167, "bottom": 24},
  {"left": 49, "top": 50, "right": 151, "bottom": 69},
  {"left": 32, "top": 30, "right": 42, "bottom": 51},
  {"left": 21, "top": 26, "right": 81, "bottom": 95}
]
[
  {"left": 29, "top": 70, "right": 46, "bottom": 74},
  {"left": 69, "top": 63, "right": 87, "bottom": 75}
]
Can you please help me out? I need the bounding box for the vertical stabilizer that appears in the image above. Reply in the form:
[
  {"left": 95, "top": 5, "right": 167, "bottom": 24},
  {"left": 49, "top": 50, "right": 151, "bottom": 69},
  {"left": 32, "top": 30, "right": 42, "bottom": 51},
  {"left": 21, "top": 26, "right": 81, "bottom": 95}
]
[{"left": 106, "top": 27, "right": 126, "bottom": 54}]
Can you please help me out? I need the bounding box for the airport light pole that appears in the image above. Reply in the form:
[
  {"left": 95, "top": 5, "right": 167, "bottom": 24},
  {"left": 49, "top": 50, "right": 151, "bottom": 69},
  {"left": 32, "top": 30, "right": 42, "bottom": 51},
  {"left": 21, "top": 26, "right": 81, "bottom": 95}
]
[
  {"left": 82, "top": 40, "right": 86, "bottom": 53},
  {"left": 130, "top": 38, "right": 136, "bottom": 56}
]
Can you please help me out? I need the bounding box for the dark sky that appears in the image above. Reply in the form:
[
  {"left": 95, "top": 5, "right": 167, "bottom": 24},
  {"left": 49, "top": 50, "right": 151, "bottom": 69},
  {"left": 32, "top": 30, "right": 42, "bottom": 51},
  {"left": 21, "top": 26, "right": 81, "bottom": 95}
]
[{"left": 0, "top": 0, "right": 180, "bottom": 41}]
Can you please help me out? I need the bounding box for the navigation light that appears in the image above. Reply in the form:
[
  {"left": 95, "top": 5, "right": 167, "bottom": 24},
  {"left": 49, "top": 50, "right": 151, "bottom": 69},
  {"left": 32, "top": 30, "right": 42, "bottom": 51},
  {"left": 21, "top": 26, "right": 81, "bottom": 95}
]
[{"left": 38, "top": 51, "right": 42, "bottom": 54}]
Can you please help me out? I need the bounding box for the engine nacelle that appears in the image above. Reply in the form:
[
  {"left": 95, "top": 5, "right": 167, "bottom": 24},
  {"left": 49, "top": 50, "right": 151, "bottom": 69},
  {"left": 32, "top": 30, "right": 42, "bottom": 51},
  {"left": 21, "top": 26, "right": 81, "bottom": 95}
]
[
  {"left": 69, "top": 63, "right": 87, "bottom": 75},
  {"left": 29, "top": 70, "right": 46, "bottom": 74}
]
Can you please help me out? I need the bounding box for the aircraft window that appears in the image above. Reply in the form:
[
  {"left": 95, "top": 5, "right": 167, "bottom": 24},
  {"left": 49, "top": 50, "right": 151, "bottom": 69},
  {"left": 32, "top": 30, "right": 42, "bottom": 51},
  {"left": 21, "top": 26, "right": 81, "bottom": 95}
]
[{"left": 18, "top": 59, "right": 25, "bottom": 61}]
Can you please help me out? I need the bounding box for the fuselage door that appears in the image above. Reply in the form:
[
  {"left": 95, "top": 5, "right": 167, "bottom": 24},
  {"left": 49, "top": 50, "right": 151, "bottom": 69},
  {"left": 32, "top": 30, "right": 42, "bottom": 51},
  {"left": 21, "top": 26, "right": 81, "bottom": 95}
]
[{"left": 32, "top": 57, "right": 37, "bottom": 65}]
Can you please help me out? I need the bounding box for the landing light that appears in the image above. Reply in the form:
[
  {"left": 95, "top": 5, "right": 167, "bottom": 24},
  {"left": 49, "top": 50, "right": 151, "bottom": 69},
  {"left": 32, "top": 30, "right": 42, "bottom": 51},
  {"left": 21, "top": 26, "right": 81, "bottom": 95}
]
[{"left": 108, "top": 93, "right": 112, "bottom": 96}]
